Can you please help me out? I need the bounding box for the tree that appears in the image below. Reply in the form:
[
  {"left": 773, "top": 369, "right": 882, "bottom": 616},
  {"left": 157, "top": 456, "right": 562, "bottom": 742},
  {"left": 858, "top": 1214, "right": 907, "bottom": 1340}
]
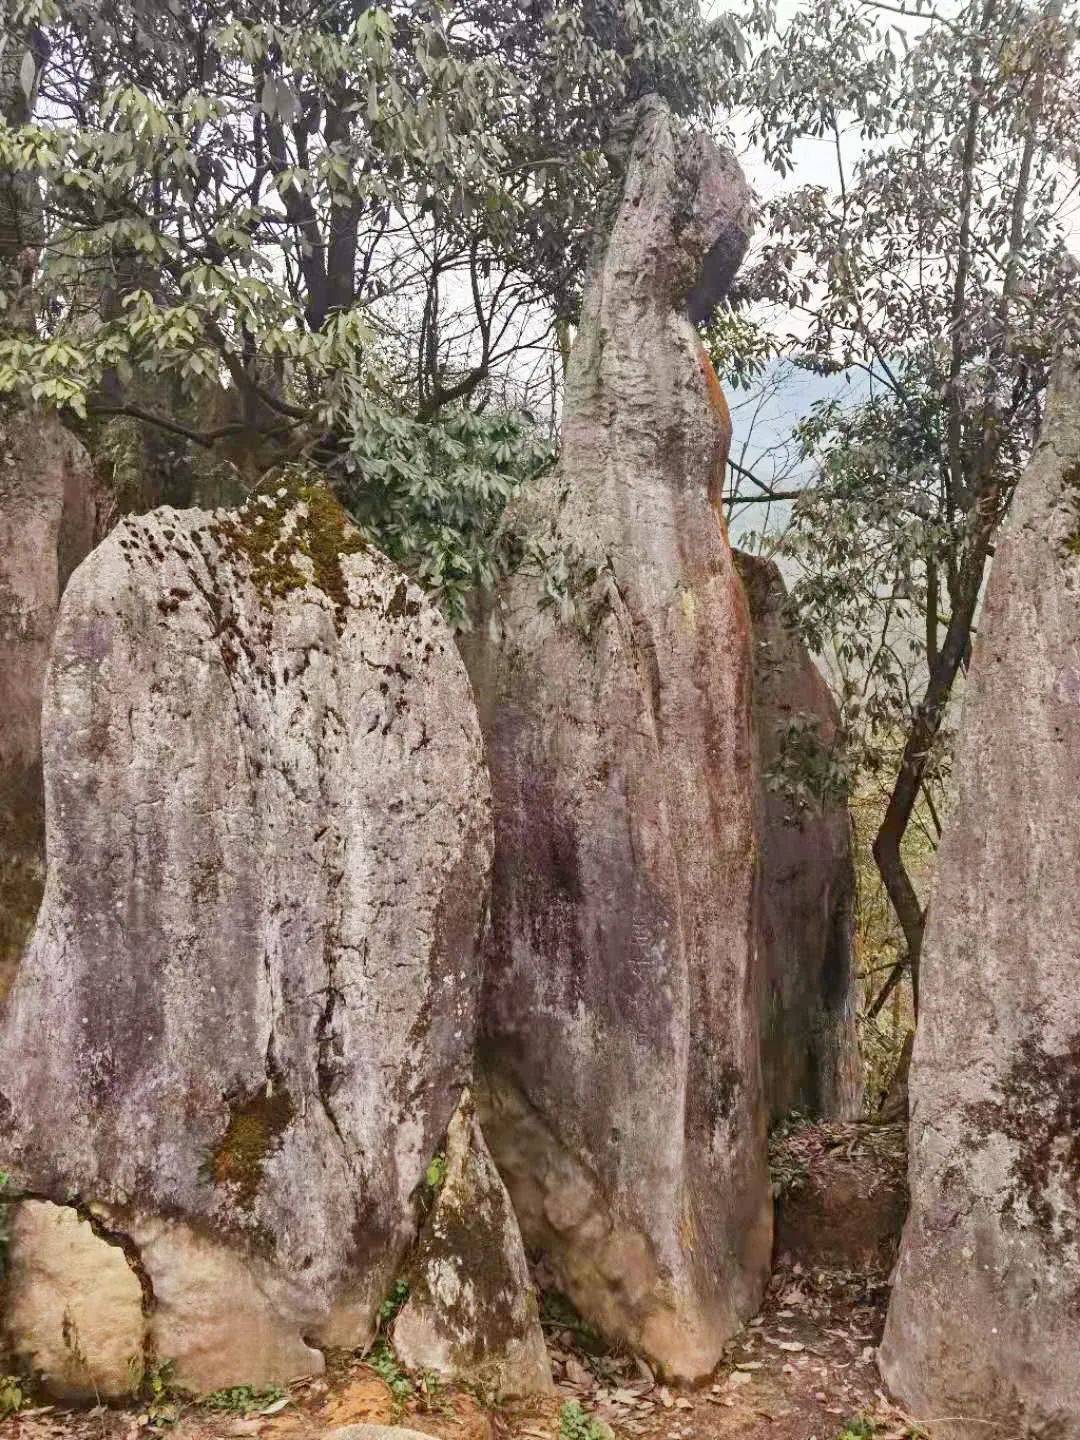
[
  {"left": 0, "top": 0, "right": 741, "bottom": 619},
  {"left": 726, "top": 0, "right": 1080, "bottom": 1011}
]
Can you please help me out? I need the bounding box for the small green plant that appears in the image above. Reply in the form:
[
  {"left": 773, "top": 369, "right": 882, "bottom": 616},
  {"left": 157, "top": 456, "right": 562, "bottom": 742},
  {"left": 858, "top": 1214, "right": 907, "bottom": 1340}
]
[
  {"left": 416, "top": 1369, "right": 452, "bottom": 1416},
  {"left": 0, "top": 1375, "right": 26, "bottom": 1419},
  {"left": 367, "top": 1339, "right": 414, "bottom": 1407},
  {"left": 141, "top": 1359, "right": 183, "bottom": 1426},
  {"left": 424, "top": 1153, "right": 448, "bottom": 1191},
  {"left": 378, "top": 1277, "right": 410, "bottom": 1328},
  {"left": 559, "top": 1400, "right": 611, "bottom": 1440},
  {"left": 418, "top": 1153, "right": 448, "bottom": 1216},
  {"left": 836, "top": 1419, "right": 876, "bottom": 1440},
  {"left": 204, "top": 1384, "right": 285, "bottom": 1414}
]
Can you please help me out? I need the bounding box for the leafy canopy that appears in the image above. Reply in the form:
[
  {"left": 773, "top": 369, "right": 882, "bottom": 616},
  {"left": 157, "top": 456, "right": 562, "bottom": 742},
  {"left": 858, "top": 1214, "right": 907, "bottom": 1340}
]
[{"left": 0, "top": 0, "right": 740, "bottom": 618}]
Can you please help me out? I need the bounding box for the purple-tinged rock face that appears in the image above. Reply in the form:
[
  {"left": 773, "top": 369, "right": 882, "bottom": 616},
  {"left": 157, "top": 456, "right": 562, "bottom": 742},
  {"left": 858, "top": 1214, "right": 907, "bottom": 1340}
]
[
  {"left": 460, "top": 97, "right": 770, "bottom": 1380},
  {"left": 0, "top": 483, "right": 492, "bottom": 1398}
]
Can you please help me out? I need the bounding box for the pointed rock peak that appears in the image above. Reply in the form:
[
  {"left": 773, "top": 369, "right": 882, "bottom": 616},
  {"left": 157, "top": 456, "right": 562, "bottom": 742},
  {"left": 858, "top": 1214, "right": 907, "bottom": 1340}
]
[
  {"left": 458, "top": 99, "right": 770, "bottom": 1379},
  {"left": 392, "top": 1092, "right": 553, "bottom": 1400},
  {"left": 592, "top": 95, "right": 755, "bottom": 325}
]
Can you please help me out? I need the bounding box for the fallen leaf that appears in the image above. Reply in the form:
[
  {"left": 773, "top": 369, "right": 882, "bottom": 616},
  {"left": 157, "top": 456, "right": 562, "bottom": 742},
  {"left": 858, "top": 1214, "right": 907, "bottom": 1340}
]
[{"left": 632, "top": 1356, "right": 655, "bottom": 1390}]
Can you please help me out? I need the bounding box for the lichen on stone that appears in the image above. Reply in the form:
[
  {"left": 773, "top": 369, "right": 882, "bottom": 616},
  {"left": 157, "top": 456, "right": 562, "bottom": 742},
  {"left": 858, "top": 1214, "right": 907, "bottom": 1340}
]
[
  {"left": 210, "top": 469, "right": 366, "bottom": 632},
  {"left": 962, "top": 1029, "right": 1080, "bottom": 1245}
]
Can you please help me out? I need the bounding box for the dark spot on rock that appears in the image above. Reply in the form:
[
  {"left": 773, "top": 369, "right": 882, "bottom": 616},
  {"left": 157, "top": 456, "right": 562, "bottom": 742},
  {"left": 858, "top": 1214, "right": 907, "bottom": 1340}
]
[
  {"left": 963, "top": 1029, "right": 1080, "bottom": 1243},
  {"left": 386, "top": 580, "right": 421, "bottom": 621}
]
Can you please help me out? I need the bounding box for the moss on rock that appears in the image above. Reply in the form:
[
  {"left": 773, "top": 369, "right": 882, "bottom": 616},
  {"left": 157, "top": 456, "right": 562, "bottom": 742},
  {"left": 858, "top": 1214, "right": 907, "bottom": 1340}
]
[
  {"left": 210, "top": 471, "right": 366, "bottom": 632},
  {"left": 209, "top": 1086, "right": 295, "bottom": 1209}
]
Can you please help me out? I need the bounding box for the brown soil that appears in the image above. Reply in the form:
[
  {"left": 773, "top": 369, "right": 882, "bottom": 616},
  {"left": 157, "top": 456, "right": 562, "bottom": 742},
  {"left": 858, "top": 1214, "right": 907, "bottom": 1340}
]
[{"left": 770, "top": 1122, "right": 908, "bottom": 1278}]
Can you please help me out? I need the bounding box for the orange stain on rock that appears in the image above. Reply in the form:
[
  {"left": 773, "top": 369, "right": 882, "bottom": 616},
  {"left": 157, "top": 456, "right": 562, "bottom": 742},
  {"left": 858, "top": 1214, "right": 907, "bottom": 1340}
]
[{"left": 698, "top": 342, "right": 733, "bottom": 535}]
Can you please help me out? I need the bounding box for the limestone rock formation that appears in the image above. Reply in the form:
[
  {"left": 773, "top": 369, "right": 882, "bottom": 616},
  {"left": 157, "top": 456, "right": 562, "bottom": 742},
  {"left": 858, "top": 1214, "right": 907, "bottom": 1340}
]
[
  {"left": 0, "top": 481, "right": 492, "bottom": 1398},
  {"left": 735, "top": 553, "right": 861, "bottom": 1124},
  {"left": 460, "top": 97, "right": 771, "bottom": 1379},
  {"left": 0, "top": 410, "right": 103, "bottom": 1003},
  {"left": 393, "top": 1093, "right": 552, "bottom": 1398},
  {"left": 879, "top": 355, "right": 1080, "bottom": 1438}
]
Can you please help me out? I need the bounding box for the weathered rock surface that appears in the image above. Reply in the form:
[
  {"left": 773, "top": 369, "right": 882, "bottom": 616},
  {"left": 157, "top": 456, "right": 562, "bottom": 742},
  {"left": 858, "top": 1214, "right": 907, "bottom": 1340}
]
[
  {"left": 735, "top": 553, "right": 861, "bottom": 1124},
  {"left": 0, "top": 481, "right": 492, "bottom": 1397},
  {"left": 461, "top": 97, "right": 771, "bottom": 1379},
  {"left": 393, "top": 1093, "right": 552, "bottom": 1398},
  {"left": 3, "top": 1201, "right": 146, "bottom": 1401},
  {"left": 0, "top": 410, "right": 102, "bottom": 1003},
  {"left": 879, "top": 355, "right": 1080, "bottom": 1437}
]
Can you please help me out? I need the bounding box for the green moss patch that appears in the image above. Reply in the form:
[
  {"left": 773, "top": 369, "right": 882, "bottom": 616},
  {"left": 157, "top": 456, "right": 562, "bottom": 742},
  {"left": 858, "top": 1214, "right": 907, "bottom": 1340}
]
[
  {"left": 210, "top": 470, "right": 366, "bottom": 632},
  {"left": 209, "top": 1085, "right": 295, "bottom": 1208}
]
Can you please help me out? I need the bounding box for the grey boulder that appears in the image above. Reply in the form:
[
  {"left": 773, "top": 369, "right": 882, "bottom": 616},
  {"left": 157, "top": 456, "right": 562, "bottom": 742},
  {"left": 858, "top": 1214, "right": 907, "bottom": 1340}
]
[{"left": 0, "top": 480, "right": 492, "bottom": 1397}]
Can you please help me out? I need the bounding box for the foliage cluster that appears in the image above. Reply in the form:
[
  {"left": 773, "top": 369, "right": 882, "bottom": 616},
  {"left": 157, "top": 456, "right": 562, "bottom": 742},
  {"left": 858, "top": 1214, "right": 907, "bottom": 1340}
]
[
  {"left": 559, "top": 1399, "right": 612, "bottom": 1440},
  {"left": 203, "top": 1383, "right": 286, "bottom": 1413},
  {"left": 0, "top": 1375, "right": 25, "bottom": 1420},
  {"left": 367, "top": 1338, "right": 415, "bottom": 1406},
  {"left": 727, "top": 0, "right": 1080, "bottom": 1005},
  {"left": 0, "top": 0, "right": 739, "bottom": 619}
]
